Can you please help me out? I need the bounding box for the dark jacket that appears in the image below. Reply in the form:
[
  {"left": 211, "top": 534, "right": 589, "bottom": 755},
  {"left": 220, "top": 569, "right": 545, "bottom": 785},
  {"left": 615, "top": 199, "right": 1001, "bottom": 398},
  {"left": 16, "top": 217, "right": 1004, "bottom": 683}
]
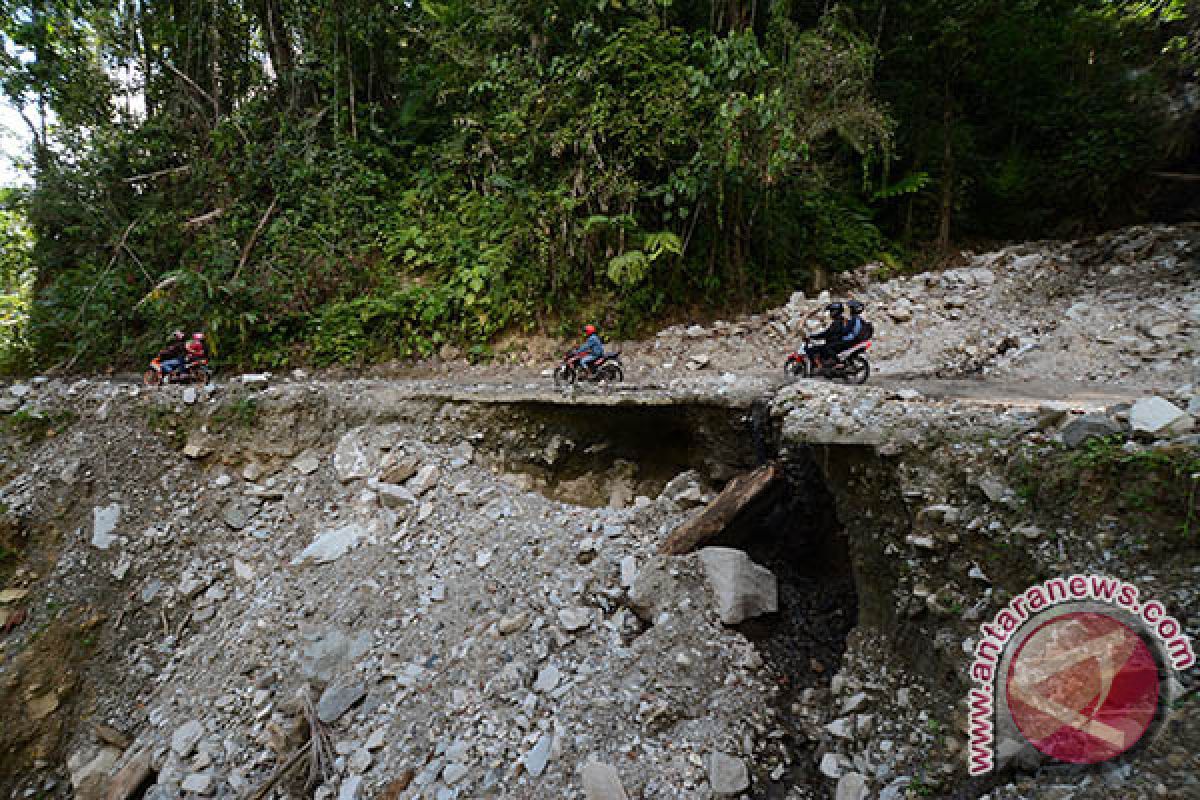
[
  {"left": 158, "top": 340, "right": 187, "bottom": 361},
  {"left": 815, "top": 316, "right": 866, "bottom": 345}
]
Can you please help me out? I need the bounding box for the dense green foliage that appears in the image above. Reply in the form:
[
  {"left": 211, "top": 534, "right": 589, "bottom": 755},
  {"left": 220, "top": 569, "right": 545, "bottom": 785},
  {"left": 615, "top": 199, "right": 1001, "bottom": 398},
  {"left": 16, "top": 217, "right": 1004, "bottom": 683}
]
[{"left": 0, "top": 0, "right": 1193, "bottom": 369}]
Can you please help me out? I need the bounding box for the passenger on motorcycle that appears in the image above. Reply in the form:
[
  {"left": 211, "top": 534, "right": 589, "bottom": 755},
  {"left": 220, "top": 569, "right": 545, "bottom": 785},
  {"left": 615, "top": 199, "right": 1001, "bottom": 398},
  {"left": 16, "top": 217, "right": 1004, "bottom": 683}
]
[
  {"left": 157, "top": 330, "right": 188, "bottom": 375},
  {"left": 807, "top": 302, "right": 870, "bottom": 372},
  {"left": 577, "top": 324, "right": 606, "bottom": 374},
  {"left": 185, "top": 332, "right": 208, "bottom": 365}
]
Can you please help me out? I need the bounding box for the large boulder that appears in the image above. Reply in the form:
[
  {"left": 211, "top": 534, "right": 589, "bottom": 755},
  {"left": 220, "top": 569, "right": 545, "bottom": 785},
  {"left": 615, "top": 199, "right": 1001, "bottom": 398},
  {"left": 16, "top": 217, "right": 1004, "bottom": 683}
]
[
  {"left": 698, "top": 547, "right": 778, "bottom": 625},
  {"left": 1060, "top": 413, "right": 1123, "bottom": 448},
  {"left": 1131, "top": 397, "right": 1192, "bottom": 437}
]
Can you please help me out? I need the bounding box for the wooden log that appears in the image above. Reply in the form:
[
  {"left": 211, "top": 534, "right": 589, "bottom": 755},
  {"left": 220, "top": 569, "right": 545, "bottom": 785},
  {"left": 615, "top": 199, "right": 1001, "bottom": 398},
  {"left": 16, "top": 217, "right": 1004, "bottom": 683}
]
[{"left": 659, "top": 462, "right": 782, "bottom": 555}]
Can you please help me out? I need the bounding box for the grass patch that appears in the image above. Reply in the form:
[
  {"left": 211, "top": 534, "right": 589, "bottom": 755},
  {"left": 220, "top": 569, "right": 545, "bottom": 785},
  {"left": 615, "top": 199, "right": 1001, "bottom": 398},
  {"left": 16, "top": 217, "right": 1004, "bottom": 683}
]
[
  {"left": 0, "top": 410, "right": 75, "bottom": 444},
  {"left": 1013, "top": 436, "right": 1200, "bottom": 540}
]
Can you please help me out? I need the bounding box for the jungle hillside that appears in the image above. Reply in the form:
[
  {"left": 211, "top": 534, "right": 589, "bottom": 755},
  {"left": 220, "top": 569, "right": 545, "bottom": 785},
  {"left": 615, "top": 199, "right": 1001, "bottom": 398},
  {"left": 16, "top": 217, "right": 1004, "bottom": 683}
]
[{"left": 0, "top": 0, "right": 1197, "bottom": 370}]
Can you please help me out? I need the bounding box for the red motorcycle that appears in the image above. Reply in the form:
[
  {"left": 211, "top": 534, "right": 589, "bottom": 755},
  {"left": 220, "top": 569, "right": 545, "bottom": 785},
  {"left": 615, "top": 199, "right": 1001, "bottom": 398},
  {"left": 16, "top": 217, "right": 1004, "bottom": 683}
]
[
  {"left": 553, "top": 348, "right": 624, "bottom": 387},
  {"left": 144, "top": 357, "right": 212, "bottom": 387},
  {"left": 785, "top": 336, "right": 872, "bottom": 384}
]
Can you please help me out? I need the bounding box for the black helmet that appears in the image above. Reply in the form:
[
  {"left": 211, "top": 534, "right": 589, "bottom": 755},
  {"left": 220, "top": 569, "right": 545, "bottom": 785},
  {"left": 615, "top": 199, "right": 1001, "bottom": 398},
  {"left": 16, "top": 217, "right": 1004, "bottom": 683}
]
[
  {"left": 847, "top": 300, "right": 865, "bottom": 315},
  {"left": 826, "top": 302, "right": 844, "bottom": 316}
]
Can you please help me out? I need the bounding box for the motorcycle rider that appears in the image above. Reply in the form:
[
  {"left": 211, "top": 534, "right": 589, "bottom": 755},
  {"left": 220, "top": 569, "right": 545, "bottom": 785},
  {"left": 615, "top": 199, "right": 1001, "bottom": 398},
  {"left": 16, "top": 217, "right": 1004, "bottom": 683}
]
[
  {"left": 578, "top": 324, "right": 606, "bottom": 375},
  {"left": 807, "top": 302, "right": 868, "bottom": 373},
  {"left": 157, "top": 330, "right": 188, "bottom": 376},
  {"left": 185, "top": 332, "right": 209, "bottom": 365}
]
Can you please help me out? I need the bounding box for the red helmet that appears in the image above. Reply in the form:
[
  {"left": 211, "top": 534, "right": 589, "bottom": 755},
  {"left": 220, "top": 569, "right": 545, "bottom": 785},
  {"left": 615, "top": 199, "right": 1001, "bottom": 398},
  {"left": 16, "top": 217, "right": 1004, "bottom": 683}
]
[
  {"left": 192, "top": 332, "right": 205, "bottom": 341},
  {"left": 583, "top": 324, "right": 597, "bottom": 335}
]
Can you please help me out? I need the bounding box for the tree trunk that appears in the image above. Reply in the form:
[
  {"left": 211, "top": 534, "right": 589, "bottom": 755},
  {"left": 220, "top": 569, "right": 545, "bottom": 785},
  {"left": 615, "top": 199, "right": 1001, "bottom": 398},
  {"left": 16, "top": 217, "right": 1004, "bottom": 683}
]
[
  {"left": 937, "top": 99, "right": 954, "bottom": 253},
  {"left": 659, "top": 463, "right": 783, "bottom": 555}
]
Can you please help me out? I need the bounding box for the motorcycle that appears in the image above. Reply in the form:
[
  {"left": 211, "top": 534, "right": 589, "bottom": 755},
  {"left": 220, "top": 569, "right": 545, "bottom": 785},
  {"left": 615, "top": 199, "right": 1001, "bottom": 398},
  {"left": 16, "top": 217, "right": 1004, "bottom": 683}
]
[
  {"left": 553, "top": 348, "right": 624, "bottom": 387},
  {"left": 784, "top": 336, "right": 872, "bottom": 385},
  {"left": 144, "top": 357, "right": 212, "bottom": 387}
]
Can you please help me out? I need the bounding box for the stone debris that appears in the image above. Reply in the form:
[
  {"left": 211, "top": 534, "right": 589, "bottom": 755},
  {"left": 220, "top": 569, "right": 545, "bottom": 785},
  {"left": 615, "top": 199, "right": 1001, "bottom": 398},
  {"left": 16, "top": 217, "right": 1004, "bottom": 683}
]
[{"left": 1, "top": 222, "right": 1198, "bottom": 800}]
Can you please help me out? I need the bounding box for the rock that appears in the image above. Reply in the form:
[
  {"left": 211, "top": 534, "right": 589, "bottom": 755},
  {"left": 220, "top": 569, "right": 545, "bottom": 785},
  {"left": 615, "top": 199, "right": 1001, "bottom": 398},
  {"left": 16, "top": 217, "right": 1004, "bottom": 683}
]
[
  {"left": 181, "top": 773, "right": 213, "bottom": 795},
  {"left": 698, "top": 547, "right": 778, "bottom": 625},
  {"left": 0, "top": 588, "right": 29, "bottom": 604},
  {"left": 1061, "top": 413, "right": 1124, "bottom": 448},
  {"left": 825, "top": 717, "right": 853, "bottom": 739},
  {"left": 1131, "top": 397, "right": 1192, "bottom": 436},
  {"left": 684, "top": 325, "right": 707, "bottom": 338},
  {"left": 292, "top": 454, "right": 321, "bottom": 475},
  {"left": 241, "top": 373, "right": 270, "bottom": 388},
  {"left": 1010, "top": 254, "right": 1042, "bottom": 271},
  {"left": 182, "top": 387, "right": 198, "bottom": 405},
  {"left": 842, "top": 692, "right": 868, "bottom": 713},
  {"left": 1015, "top": 524, "right": 1043, "bottom": 540},
  {"left": 171, "top": 720, "right": 205, "bottom": 757},
  {"left": 380, "top": 457, "right": 419, "bottom": 485},
  {"left": 317, "top": 683, "right": 367, "bottom": 724},
  {"left": 291, "top": 524, "right": 367, "bottom": 565},
  {"left": 69, "top": 747, "right": 122, "bottom": 795},
  {"left": 9, "top": 383, "right": 30, "bottom": 398},
  {"left": 338, "top": 776, "right": 362, "bottom": 800},
  {"left": 523, "top": 733, "right": 554, "bottom": 777},
  {"left": 558, "top": 607, "right": 592, "bottom": 632},
  {"left": 182, "top": 433, "right": 213, "bottom": 460},
  {"left": 407, "top": 464, "right": 441, "bottom": 496},
  {"left": 222, "top": 501, "right": 251, "bottom": 531},
  {"left": 581, "top": 760, "right": 629, "bottom": 800},
  {"left": 888, "top": 305, "right": 913, "bottom": 323},
  {"left": 836, "top": 773, "right": 869, "bottom": 800},
  {"left": 374, "top": 481, "right": 417, "bottom": 510},
  {"left": 707, "top": 752, "right": 749, "bottom": 796},
  {"left": 619, "top": 556, "right": 638, "bottom": 589},
  {"left": 819, "top": 752, "right": 844, "bottom": 779},
  {"left": 441, "top": 762, "right": 468, "bottom": 784},
  {"left": 497, "top": 612, "right": 529, "bottom": 635},
  {"left": 0, "top": 396, "right": 21, "bottom": 413},
  {"left": 334, "top": 428, "right": 376, "bottom": 483},
  {"left": 975, "top": 476, "right": 1011, "bottom": 504},
  {"left": 687, "top": 354, "right": 711, "bottom": 370},
  {"left": 104, "top": 749, "right": 153, "bottom": 800},
  {"left": 534, "top": 665, "right": 561, "bottom": 693},
  {"left": 27, "top": 691, "right": 59, "bottom": 720},
  {"left": 233, "top": 559, "right": 255, "bottom": 581},
  {"left": 92, "top": 504, "right": 121, "bottom": 550}
]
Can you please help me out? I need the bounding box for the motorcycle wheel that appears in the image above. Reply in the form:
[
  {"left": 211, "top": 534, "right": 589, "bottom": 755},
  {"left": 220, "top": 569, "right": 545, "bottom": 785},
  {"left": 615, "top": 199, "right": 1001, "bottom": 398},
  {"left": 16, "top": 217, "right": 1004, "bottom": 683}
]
[
  {"left": 598, "top": 363, "right": 623, "bottom": 383},
  {"left": 143, "top": 369, "right": 162, "bottom": 387},
  {"left": 553, "top": 364, "right": 576, "bottom": 388},
  {"left": 785, "top": 359, "right": 809, "bottom": 379},
  {"left": 845, "top": 355, "right": 870, "bottom": 385}
]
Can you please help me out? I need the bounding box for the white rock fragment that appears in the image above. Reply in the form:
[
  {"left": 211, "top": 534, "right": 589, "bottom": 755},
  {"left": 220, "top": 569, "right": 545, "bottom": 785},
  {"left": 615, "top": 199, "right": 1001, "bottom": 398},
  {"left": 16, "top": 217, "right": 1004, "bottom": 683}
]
[
  {"left": 707, "top": 751, "right": 749, "bottom": 796},
  {"left": 91, "top": 504, "right": 121, "bottom": 550},
  {"left": 291, "top": 524, "right": 367, "bottom": 565},
  {"left": 698, "top": 547, "right": 778, "bottom": 625},
  {"left": 523, "top": 733, "right": 554, "bottom": 777},
  {"left": 581, "top": 760, "right": 629, "bottom": 800}
]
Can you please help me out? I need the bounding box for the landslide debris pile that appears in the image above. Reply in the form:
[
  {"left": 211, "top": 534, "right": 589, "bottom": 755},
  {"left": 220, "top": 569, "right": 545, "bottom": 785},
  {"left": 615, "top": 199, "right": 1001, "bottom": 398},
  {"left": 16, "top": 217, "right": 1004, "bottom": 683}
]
[
  {"left": 0, "top": 222, "right": 1197, "bottom": 800},
  {"left": 606, "top": 223, "right": 1200, "bottom": 388}
]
